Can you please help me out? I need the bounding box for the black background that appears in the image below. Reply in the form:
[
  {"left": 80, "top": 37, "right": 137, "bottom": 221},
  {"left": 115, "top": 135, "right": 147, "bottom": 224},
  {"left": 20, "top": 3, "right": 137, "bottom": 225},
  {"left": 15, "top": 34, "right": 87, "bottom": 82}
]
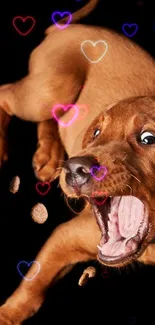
[{"left": 0, "top": 0, "right": 155, "bottom": 324}]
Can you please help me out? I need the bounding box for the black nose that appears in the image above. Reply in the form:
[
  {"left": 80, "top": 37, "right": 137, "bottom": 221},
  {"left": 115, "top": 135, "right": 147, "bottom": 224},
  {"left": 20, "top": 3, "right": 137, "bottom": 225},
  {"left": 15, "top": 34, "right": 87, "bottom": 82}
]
[{"left": 63, "top": 156, "right": 98, "bottom": 188}]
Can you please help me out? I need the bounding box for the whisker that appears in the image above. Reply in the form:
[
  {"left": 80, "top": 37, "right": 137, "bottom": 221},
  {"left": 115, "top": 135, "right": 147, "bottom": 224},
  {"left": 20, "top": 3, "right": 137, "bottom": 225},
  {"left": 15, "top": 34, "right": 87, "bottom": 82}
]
[
  {"left": 125, "top": 184, "right": 133, "bottom": 195},
  {"left": 56, "top": 167, "right": 63, "bottom": 171},
  {"left": 121, "top": 154, "right": 128, "bottom": 162},
  {"left": 130, "top": 173, "right": 141, "bottom": 183},
  {"left": 53, "top": 173, "right": 61, "bottom": 181},
  {"left": 59, "top": 159, "right": 66, "bottom": 164}
]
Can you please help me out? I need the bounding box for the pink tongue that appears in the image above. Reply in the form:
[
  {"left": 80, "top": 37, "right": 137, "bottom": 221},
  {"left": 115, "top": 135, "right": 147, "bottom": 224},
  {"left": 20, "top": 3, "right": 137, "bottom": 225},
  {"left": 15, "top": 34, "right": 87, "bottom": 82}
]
[
  {"left": 100, "top": 238, "right": 138, "bottom": 257},
  {"left": 100, "top": 196, "right": 145, "bottom": 257},
  {"left": 117, "top": 196, "right": 144, "bottom": 237}
]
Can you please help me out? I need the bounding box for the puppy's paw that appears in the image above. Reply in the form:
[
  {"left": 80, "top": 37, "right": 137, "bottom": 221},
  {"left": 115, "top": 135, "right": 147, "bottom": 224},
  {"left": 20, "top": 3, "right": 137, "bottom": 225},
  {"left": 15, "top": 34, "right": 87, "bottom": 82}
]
[
  {"left": 32, "top": 139, "right": 65, "bottom": 182},
  {"left": 0, "top": 136, "right": 8, "bottom": 168}
]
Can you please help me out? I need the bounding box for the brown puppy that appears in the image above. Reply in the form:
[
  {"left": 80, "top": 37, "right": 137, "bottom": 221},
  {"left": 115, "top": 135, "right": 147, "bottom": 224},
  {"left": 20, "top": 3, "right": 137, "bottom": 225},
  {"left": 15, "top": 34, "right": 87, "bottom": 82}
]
[
  {"left": 1, "top": 97, "right": 155, "bottom": 324},
  {"left": 1, "top": 0, "right": 155, "bottom": 323}
]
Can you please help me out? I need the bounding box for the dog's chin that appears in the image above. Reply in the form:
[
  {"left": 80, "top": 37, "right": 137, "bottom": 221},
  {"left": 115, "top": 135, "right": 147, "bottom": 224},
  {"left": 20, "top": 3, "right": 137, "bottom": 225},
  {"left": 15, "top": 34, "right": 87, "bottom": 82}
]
[{"left": 90, "top": 195, "right": 150, "bottom": 267}]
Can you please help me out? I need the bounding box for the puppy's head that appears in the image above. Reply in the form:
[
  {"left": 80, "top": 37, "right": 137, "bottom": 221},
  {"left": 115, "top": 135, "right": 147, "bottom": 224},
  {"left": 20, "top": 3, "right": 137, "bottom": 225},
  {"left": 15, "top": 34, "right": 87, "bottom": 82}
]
[{"left": 60, "top": 96, "right": 155, "bottom": 267}]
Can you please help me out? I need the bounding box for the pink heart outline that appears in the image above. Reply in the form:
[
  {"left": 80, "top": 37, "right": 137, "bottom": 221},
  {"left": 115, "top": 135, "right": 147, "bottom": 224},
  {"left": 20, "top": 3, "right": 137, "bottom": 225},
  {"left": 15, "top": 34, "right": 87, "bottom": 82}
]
[
  {"left": 12, "top": 16, "right": 36, "bottom": 36},
  {"left": 90, "top": 165, "right": 108, "bottom": 181},
  {"left": 51, "top": 11, "right": 72, "bottom": 29},
  {"left": 51, "top": 104, "right": 79, "bottom": 127},
  {"left": 35, "top": 182, "right": 51, "bottom": 196}
]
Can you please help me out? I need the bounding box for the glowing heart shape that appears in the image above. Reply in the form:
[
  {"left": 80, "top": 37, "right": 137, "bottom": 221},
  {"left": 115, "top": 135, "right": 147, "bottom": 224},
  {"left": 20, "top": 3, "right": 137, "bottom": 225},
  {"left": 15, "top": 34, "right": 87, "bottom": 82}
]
[
  {"left": 81, "top": 40, "right": 108, "bottom": 63},
  {"left": 91, "top": 191, "right": 108, "bottom": 206},
  {"left": 51, "top": 104, "right": 78, "bottom": 127},
  {"left": 90, "top": 165, "right": 108, "bottom": 181},
  {"left": 12, "top": 16, "right": 35, "bottom": 36},
  {"left": 17, "top": 261, "right": 40, "bottom": 281},
  {"left": 35, "top": 182, "right": 51, "bottom": 195},
  {"left": 122, "top": 24, "right": 138, "bottom": 37},
  {"left": 51, "top": 11, "right": 72, "bottom": 29}
]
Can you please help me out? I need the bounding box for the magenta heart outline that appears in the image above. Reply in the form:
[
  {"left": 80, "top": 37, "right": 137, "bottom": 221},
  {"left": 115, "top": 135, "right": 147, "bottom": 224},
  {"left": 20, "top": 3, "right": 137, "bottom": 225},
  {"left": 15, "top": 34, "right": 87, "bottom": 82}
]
[
  {"left": 122, "top": 23, "right": 138, "bottom": 37},
  {"left": 17, "top": 261, "right": 41, "bottom": 281},
  {"left": 51, "top": 104, "right": 79, "bottom": 127},
  {"left": 90, "top": 165, "right": 108, "bottom": 181},
  {"left": 91, "top": 191, "right": 108, "bottom": 206},
  {"left": 12, "top": 16, "right": 35, "bottom": 36},
  {"left": 51, "top": 11, "right": 72, "bottom": 29},
  {"left": 35, "top": 182, "right": 51, "bottom": 195}
]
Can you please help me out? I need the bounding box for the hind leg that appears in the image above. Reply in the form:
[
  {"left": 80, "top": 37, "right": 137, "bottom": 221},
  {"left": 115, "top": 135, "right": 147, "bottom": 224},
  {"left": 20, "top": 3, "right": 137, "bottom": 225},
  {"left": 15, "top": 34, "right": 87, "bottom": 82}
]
[{"left": 32, "top": 119, "right": 65, "bottom": 182}]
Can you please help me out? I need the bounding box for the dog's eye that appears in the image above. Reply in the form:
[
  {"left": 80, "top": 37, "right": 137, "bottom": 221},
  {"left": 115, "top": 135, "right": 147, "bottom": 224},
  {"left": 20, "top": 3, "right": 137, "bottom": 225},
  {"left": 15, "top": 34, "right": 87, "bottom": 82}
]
[
  {"left": 93, "top": 128, "right": 100, "bottom": 139},
  {"left": 140, "top": 131, "right": 155, "bottom": 145}
]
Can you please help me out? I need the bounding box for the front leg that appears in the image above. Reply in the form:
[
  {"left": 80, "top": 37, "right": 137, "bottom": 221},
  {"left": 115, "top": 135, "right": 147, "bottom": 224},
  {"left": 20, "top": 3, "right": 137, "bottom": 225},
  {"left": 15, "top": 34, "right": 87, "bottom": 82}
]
[
  {"left": 32, "top": 119, "right": 65, "bottom": 182},
  {"left": 138, "top": 244, "right": 155, "bottom": 264},
  {"left": 0, "top": 207, "right": 100, "bottom": 324}
]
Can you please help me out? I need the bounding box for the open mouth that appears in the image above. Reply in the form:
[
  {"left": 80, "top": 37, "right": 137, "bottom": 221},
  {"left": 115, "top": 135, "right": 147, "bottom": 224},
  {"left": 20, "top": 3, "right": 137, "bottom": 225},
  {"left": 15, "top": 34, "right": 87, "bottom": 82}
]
[{"left": 91, "top": 195, "right": 149, "bottom": 265}]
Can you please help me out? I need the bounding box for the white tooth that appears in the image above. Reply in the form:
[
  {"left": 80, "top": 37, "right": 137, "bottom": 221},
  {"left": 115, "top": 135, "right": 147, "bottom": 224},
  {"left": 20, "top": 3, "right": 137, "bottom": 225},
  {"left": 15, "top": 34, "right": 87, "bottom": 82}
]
[
  {"left": 108, "top": 215, "right": 114, "bottom": 224},
  {"left": 108, "top": 220, "right": 112, "bottom": 228},
  {"left": 108, "top": 212, "right": 118, "bottom": 223},
  {"left": 108, "top": 231, "right": 111, "bottom": 237},
  {"left": 97, "top": 245, "right": 102, "bottom": 252}
]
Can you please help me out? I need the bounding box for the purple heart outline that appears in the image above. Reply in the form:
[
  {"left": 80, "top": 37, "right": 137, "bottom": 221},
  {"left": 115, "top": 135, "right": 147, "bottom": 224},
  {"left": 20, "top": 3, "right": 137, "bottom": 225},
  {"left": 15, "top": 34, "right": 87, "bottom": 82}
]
[
  {"left": 122, "top": 24, "right": 138, "bottom": 38},
  {"left": 51, "top": 11, "right": 72, "bottom": 29},
  {"left": 17, "top": 260, "right": 41, "bottom": 281},
  {"left": 90, "top": 165, "right": 108, "bottom": 181},
  {"left": 51, "top": 104, "right": 79, "bottom": 127}
]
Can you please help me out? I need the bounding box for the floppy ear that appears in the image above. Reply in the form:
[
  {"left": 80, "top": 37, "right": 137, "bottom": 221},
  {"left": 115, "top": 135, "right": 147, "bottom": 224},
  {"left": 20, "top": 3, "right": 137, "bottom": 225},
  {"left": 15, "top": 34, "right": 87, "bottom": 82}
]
[{"left": 0, "top": 83, "right": 14, "bottom": 116}]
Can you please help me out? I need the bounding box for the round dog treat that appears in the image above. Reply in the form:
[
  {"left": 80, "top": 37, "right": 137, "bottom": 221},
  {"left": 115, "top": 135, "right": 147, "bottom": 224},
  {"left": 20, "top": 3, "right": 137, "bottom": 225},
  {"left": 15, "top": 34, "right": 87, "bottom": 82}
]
[
  {"left": 31, "top": 203, "right": 48, "bottom": 224},
  {"left": 9, "top": 176, "right": 20, "bottom": 194},
  {"left": 78, "top": 266, "right": 96, "bottom": 286}
]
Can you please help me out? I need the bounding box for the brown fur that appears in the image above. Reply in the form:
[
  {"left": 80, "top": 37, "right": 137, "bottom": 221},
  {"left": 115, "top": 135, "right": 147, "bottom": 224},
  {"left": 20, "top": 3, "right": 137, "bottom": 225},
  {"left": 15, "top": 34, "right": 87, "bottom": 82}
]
[{"left": 0, "top": 0, "right": 155, "bottom": 323}]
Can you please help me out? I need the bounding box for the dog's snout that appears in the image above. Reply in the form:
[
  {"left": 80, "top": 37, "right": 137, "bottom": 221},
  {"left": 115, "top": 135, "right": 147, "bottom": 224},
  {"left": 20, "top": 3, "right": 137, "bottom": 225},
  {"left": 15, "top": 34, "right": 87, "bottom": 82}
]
[{"left": 63, "top": 156, "right": 98, "bottom": 187}]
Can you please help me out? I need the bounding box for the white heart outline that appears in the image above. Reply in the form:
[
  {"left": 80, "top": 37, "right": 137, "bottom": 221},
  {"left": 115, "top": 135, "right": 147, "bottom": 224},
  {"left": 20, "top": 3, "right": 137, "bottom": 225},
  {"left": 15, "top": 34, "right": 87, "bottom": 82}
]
[{"left": 81, "top": 40, "right": 108, "bottom": 63}]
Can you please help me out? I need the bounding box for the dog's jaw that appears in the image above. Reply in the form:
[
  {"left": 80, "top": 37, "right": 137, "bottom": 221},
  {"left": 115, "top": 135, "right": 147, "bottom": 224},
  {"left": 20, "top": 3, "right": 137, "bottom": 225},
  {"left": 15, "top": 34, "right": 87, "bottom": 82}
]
[{"left": 91, "top": 195, "right": 149, "bottom": 266}]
